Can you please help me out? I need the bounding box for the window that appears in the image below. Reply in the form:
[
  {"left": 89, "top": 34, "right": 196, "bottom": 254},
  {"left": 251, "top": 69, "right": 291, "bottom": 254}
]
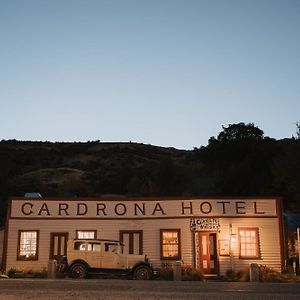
[
  {"left": 74, "top": 241, "right": 86, "bottom": 251},
  {"left": 91, "top": 242, "right": 101, "bottom": 252},
  {"left": 105, "top": 242, "right": 119, "bottom": 253},
  {"left": 18, "top": 230, "right": 39, "bottom": 260},
  {"left": 238, "top": 228, "right": 259, "bottom": 258},
  {"left": 76, "top": 230, "right": 97, "bottom": 239},
  {"left": 160, "top": 229, "right": 181, "bottom": 260}
]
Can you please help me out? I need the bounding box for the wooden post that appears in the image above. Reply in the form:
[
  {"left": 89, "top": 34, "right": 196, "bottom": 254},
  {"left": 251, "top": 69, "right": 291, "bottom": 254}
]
[
  {"left": 47, "top": 259, "right": 57, "bottom": 279},
  {"left": 250, "top": 263, "right": 259, "bottom": 282},
  {"left": 173, "top": 261, "right": 182, "bottom": 281}
]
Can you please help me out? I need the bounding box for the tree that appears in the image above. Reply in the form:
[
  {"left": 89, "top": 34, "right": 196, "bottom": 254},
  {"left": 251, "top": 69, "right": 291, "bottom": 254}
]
[
  {"left": 208, "top": 122, "right": 264, "bottom": 144},
  {"left": 198, "top": 122, "right": 274, "bottom": 196},
  {"left": 296, "top": 122, "right": 300, "bottom": 139}
]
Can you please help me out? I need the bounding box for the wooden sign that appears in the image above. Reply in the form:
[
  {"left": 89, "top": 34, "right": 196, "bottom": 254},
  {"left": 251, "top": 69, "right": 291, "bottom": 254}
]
[{"left": 190, "top": 218, "right": 220, "bottom": 231}]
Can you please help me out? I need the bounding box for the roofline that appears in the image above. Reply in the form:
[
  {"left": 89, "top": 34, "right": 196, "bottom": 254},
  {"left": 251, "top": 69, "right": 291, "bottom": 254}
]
[{"left": 9, "top": 195, "right": 282, "bottom": 202}]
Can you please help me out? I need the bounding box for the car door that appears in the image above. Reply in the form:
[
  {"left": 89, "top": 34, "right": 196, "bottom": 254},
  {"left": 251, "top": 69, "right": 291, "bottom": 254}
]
[
  {"left": 101, "top": 242, "right": 126, "bottom": 269},
  {"left": 85, "top": 241, "right": 102, "bottom": 268}
]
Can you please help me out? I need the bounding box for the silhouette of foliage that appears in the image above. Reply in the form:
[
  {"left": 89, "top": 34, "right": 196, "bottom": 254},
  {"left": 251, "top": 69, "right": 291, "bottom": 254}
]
[
  {"left": 296, "top": 122, "right": 300, "bottom": 139},
  {"left": 208, "top": 122, "right": 264, "bottom": 145}
]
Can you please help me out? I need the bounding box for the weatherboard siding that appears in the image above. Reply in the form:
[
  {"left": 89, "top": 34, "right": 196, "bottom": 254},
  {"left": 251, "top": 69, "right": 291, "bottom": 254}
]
[
  {"left": 5, "top": 218, "right": 194, "bottom": 271},
  {"left": 3, "top": 197, "right": 283, "bottom": 276},
  {"left": 5, "top": 216, "right": 282, "bottom": 274},
  {"left": 218, "top": 218, "right": 282, "bottom": 274}
]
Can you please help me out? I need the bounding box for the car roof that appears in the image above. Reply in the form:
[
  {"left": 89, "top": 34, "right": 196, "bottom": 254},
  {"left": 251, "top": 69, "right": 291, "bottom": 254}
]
[{"left": 71, "top": 239, "right": 124, "bottom": 245}]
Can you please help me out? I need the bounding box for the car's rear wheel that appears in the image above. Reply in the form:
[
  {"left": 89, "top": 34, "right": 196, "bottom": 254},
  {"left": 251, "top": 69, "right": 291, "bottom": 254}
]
[
  {"left": 69, "top": 262, "right": 87, "bottom": 279},
  {"left": 133, "top": 265, "right": 152, "bottom": 280}
]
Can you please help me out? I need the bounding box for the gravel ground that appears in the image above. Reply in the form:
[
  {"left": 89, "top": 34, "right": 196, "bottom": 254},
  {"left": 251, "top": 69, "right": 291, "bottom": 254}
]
[{"left": 0, "top": 279, "right": 300, "bottom": 300}]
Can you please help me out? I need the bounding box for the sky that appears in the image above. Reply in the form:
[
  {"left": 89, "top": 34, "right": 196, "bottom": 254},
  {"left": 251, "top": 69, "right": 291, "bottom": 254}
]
[{"left": 0, "top": 0, "right": 299, "bottom": 150}]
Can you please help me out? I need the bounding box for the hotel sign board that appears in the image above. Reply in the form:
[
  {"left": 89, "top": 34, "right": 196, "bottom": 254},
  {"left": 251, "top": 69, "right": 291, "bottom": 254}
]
[
  {"left": 10, "top": 198, "right": 278, "bottom": 219},
  {"left": 190, "top": 218, "right": 220, "bottom": 231}
]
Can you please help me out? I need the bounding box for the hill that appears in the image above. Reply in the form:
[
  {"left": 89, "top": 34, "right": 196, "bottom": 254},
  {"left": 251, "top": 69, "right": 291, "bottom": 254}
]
[
  {"left": 0, "top": 134, "right": 300, "bottom": 224},
  {"left": 0, "top": 140, "right": 197, "bottom": 223}
]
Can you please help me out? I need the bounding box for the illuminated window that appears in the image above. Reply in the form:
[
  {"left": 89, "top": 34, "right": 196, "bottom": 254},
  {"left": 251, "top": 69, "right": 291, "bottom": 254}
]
[
  {"left": 76, "top": 230, "right": 96, "bottom": 239},
  {"left": 18, "top": 230, "right": 39, "bottom": 260},
  {"left": 160, "top": 229, "right": 181, "bottom": 260},
  {"left": 238, "top": 228, "right": 259, "bottom": 258}
]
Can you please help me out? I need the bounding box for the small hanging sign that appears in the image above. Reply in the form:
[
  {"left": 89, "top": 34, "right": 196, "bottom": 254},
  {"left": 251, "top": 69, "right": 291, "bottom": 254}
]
[{"left": 190, "top": 218, "right": 220, "bottom": 231}]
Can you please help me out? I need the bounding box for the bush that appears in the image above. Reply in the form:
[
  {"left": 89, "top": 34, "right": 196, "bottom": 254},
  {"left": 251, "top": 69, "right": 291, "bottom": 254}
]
[
  {"left": 7, "top": 267, "right": 18, "bottom": 278},
  {"left": 25, "top": 269, "right": 47, "bottom": 278},
  {"left": 181, "top": 266, "right": 204, "bottom": 281},
  {"left": 157, "top": 265, "right": 204, "bottom": 281},
  {"left": 259, "top": 265, "right": 282, "bottom": 282},
  {"left": 224, "top": 269, "right": 237, "bottom": 281},
  {"left": 236, "top": 267, "right": 250, "bottom": 282},
  {"left": 225, "top": 266, "right": 300, "bottom": 283},
  {"left": 56, "top": 269, "right": 68, "bottom": 278},
  {"left": 6, "top": 268, "right": 47, "bottom": 278},
  {"left": 224, "top": 268, "right": 250, "bottom": 282},
  {"left": 259, "top": 265, "right": 300, "bottom": 282},
  {"left": 157, "top": 266, "right": 173, "bottom": 280}
]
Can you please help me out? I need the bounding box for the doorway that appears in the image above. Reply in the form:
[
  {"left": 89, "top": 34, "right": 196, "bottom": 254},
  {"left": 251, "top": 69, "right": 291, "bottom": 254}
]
[
  {"left": 196, "top": 232, "right": 219, "bottom": 275},
  {"left": 120, "top": 230, "right": 143, "bottom": 255},
  {"left": 50, "top": 232, "right": 68, "bottom": 261}
]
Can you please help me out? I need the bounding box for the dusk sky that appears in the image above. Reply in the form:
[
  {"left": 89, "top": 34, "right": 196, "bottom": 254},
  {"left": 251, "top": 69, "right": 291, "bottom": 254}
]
[{"left": 1, "top": 0, "right": 299, "bottom": 149}]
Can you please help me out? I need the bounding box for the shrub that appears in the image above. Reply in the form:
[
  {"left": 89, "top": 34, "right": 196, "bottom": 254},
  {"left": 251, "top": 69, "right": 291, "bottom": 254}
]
[
  {"left": 259, "top": 265, "right": 300, "bottom": 282},
  {"left": 6, "top": 268, "right": 47, "bottom": 278},
  {"left": 181, "top": 266, "right": 204, "bottom": 281},
  {"left": 224, "top": 268, "right": 250, "bottom": 282},
  {"left": 7, "top": 267, "right": 18, "bottom": 278},
  {"left": 279, "top": 272, "right": 300, "bottom": 283},
  {"left": 224, "top": 269, "right": 238, "bottom": 281},
  {"left": 259, "top": 265, "right": 282, "bottom": 282},
  {"left": 157, "top": 265, "right": 204, "bottom": 281},
  {"left": 236, "top": 267, "right": 250, "bottom": 282},
  {"left": 26, "top": 269, "right": 47, "bottom": 278},
  {"left": 56, "top": 269, "right": 68, "bottom": 278},
  {"left": 157, "top": 266, "right": 173, "bottom": 280}
]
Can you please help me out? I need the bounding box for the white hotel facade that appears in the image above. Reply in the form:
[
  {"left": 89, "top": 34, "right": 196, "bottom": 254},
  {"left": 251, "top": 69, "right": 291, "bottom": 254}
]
[{"left": 1, "top": 196, "right": 285, "bottom": 276}]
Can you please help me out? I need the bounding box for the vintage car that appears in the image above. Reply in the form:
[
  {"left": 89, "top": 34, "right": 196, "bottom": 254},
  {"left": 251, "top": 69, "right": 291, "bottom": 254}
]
[{"left": 64, "top": 239, "right": 154, "bottom": 280}]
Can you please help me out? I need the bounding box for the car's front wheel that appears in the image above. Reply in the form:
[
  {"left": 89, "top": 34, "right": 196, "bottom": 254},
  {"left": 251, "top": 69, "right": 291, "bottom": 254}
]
[
  {"left": 133, "top": 265, "right": 152, "bottom": 280},
  {"left": 69, "top": 262, "right": 88, "bottom": 279}
]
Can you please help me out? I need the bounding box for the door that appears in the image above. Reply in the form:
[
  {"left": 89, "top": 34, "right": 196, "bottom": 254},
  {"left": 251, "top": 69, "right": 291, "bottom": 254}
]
[
  {"left": 120, "top": 231, "right": 143, "bottom": 255},
  {"left": 50, "top": 232, "right": 68, "bottom": 262},
  {"left": 101, "top": 241, "right": 123, "bottom": 269},
  {"left": 197, "top": 232, "right": 219, "bottom": 274}
]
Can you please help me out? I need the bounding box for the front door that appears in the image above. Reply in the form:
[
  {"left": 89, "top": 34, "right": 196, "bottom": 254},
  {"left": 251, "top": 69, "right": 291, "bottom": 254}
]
[
  {"left": 197, "top": 232, "right": 219, "bottom": 274},
  {"left": 50, "top": 232, "right": 68, "bottom": 261}
]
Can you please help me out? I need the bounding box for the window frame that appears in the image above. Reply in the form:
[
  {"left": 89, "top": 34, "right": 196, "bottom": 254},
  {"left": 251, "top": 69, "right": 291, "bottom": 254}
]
[
  {"left": 238, "top": 227, "right": 260, "bottom": 259},
  {"left": 75, "top": 230, "right": 97, "bottom": 239},
  {"left": 160, "top": 229, "right": 181, "bottom": 260},
  {"left": 17, "top": 230, "right": 39, "bottom": 261}
]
